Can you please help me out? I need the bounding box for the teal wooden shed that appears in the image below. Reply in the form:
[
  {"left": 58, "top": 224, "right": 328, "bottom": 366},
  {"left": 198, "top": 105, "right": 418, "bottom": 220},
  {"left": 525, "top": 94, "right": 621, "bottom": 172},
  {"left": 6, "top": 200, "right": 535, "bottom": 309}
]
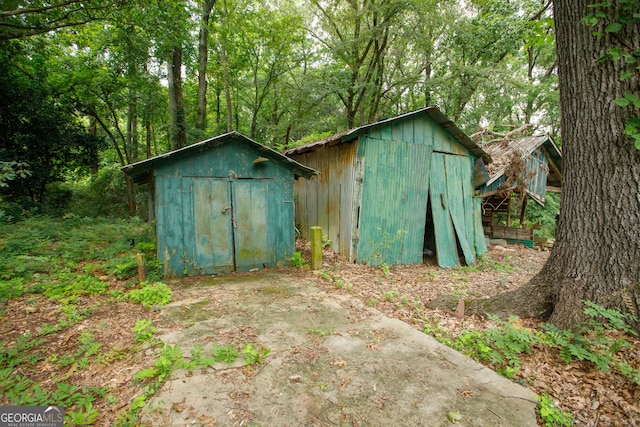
[
  {"left": 122, "top": 132, "right": 317, "bottom": 277},
  {"left": 284, "top": 107, "right": 491, "bottom": 268}
]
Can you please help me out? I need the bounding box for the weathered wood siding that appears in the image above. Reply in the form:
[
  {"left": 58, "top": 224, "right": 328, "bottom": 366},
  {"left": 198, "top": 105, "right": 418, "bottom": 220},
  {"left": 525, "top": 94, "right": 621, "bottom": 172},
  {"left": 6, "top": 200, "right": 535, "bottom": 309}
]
[
  {"left": 290, "top": 142, "right": 358, "bottom": 260},
  {"left": 154, "top": 141, "right": 296, "bottom": 276}
]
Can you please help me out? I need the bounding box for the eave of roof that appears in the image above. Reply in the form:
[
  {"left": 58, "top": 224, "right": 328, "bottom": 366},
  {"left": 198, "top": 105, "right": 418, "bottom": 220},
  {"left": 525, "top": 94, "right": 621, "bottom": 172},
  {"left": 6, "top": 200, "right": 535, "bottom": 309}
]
[
  {"left": 121, "top": 131, "right": 318, "bottom": 185},
  {"left": 284, "top": 106, "right": 491, "bottom": 164}
]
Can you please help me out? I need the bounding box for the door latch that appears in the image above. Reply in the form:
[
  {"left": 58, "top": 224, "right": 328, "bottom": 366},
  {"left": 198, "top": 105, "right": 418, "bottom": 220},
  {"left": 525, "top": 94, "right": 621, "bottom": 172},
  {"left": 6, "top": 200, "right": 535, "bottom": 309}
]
[{"left": 221, "top": 205, "right": 231, "bottom": 213}]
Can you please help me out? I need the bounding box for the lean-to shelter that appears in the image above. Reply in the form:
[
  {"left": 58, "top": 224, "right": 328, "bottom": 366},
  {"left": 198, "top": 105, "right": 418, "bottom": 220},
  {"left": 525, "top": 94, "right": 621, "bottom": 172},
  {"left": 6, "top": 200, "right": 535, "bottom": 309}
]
[{"left": 476, "top": 134, "right": 563, "bottom": 246}]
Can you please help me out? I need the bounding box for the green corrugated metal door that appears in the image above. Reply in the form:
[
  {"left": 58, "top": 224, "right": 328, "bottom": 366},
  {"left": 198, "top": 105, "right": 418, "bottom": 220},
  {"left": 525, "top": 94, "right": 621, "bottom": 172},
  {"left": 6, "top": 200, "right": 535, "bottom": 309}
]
[
  {"left": 430, "top": 153, "right": 476, "bottom": 267},
  {"left": 357, "top": 139, "right": 431, "bottom": 265}
]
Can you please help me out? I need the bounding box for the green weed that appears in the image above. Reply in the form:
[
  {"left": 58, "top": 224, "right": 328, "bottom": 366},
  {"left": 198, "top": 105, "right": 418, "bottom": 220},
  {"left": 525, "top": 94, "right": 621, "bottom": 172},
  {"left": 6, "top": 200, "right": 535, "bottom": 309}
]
[
  {"left": 186, "top": 342, "right": 216, "bottom": 372},
  {"left": 211, "top": 343, "right": 239, "bottom": 364},
  {"left": 126, "top": 282, "right": 172, "bottom": 309},
  {"left": 383, "top": 289, "right": 399, "bottom": 301},
  {"left": 290, "top": 251, "right": 307, "bottom": 268},
  {"left": 537, "top": 393, "right": 573, "bottom": 427},
  {"left": 132, "top": 319, "right": 157, "bottom": 343},
  {"left": 242, "top": 343, "right": 270, "bottom": 365},
  {"left": 380, "top": 263, "right": 390, "bottom": 276},
  {"left": 308, "top": 327, "right": 334, "bottom": 337},
  {"left": 541, "top": 301, "right": 639, "bottom": 383}
]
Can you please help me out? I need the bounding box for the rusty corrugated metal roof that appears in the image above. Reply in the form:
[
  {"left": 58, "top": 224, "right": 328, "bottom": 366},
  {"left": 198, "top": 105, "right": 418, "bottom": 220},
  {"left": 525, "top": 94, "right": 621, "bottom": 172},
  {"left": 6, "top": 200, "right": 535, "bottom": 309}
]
[{"left": 481, "top": 135, "right": 562, "bottom": 187}]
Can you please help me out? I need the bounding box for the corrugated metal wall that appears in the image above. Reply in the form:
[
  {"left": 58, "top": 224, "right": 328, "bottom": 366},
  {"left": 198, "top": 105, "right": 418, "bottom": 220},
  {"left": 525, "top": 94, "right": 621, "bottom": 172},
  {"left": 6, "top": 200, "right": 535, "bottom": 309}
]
[
  {"left": 356, "top": 138, "right": 432, "bottom": 265},
  {"left": 289, "top": 113, "right": 487, "bottom": 267}
]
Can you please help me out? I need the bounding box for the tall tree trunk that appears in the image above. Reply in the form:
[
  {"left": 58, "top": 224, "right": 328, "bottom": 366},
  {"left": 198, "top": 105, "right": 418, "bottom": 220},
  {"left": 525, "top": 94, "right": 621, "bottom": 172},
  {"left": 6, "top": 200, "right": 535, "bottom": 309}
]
[
  {"left": 221, "top": 43, "right": 233, "bottom": 132},
  {"left": 89, "top": 117, "right": 98, "bottom": 174},
  {"left": 127, "top": 87, "right": 138, "bottom": 162},
  {"left": 168, "top": 46, "right": 187, "bottom": 150},
  {"left": 197, "top": 0, "right": 216, "bottom": 132},
  {"left": 435, "top": 0, "right": 640, "bottom": 329}
]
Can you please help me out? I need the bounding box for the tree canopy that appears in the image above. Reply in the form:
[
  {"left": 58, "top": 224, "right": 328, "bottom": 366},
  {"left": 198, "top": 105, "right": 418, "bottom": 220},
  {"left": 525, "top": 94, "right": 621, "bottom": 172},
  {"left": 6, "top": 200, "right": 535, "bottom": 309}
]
[{"left": 6, "top": 0, "right": 640, "bottom": 329}]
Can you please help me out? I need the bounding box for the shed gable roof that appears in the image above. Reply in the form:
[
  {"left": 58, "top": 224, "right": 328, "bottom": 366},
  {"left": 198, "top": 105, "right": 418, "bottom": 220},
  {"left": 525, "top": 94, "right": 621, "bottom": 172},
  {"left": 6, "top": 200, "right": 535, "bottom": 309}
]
[
  {"left": 122, "top": 131, "right": 318, "bottom": 185},
  {"left": 284, "top": 106, "right": 491, "bottom": 163},
  {"left": 482, "top": 134, "right": 562, "bottom": 188}
]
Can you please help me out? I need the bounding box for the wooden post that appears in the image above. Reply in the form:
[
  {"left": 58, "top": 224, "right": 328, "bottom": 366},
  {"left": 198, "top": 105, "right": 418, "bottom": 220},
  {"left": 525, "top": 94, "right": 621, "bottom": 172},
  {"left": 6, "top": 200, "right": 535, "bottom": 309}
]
[
  {"left": 519, "top": 197, "right": 528, "bottom": 228},
  {"left": 310, "top": 226, "right": 322, "bottom": 270},
  {"left": 136, "top": 253, "right": 147, "bottom": 282}
]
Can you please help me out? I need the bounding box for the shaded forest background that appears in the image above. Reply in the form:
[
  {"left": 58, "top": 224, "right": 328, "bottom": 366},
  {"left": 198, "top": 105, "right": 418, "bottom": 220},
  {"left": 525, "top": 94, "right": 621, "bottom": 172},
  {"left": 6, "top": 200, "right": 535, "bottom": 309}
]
[{"left": 0, "top": 0, "right": 559, "bottom": 234}]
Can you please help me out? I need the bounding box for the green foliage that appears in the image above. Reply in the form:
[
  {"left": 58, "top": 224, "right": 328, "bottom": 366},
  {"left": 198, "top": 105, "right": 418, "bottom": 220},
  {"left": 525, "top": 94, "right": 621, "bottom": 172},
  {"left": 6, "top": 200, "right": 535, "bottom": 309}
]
[
  {"left": 242, "top": 343, "right": 270, "bottom": 365},
  {"left": 0, "top": 216, "right": 155, "bottom": 285},
  {"left": 541, "top": 301, "right": 639, "bottom": 382},
  {"left": 0, "top": 41, "right": 101, "bottom": 207},
  {"left": 211, "top": 344, "right": 239, "bottom": 364},
  {"left": 186, "top": 342, "right": 216, "bottom": 372},
  {"left": 285, "top": 132, "right": 333, "bottom": 150},
  {"left": 308, "top": 328, "right": 334, "bottom": 337},
  {"left": 290, "top": 251, "right": 307, "bottom": 268},
  {"left": 383, "top": 289, "right": 399, "bottom": 301},
  {"left": 126, "top": 282, "right": 172, "bottom": 309},
  {"left": 132, "top": 319, "right": 157, "bottom": 343},
  {"left": 537, "top": 393, "right": 573, "bottom": 427},
  {"left": 66, "top": 166, "right": 136, "bottom": 219},
  {"left": 424, "top": 315, "right": 539, "bottom": 378},
  {"left": 380, "top": 263, "right": 390, "bottom": 276}
]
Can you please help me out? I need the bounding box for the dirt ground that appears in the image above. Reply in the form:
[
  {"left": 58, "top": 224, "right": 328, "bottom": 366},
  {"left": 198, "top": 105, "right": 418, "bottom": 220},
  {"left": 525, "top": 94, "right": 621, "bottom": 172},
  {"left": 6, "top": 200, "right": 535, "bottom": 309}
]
[
  {"left": 1, "top": 243, "right": 639, "bottom": 426},
  {"left": 142, "top": 272, "right": 536, "bottom": 426}
]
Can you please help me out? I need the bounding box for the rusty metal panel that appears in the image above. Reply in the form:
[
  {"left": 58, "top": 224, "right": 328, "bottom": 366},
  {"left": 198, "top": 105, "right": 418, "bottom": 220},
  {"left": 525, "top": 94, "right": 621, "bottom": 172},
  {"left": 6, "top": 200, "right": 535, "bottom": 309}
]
[{"left": 290, "top": 141, "right": 359, "bottom": 259}]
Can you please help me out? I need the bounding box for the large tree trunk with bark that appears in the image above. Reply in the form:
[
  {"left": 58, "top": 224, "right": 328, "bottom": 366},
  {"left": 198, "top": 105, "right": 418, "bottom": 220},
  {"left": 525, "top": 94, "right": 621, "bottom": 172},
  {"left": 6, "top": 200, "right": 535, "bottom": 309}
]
[
  {"left": 435, "top": 0, "right": 640, "bottom": 329},
  {"left": 168, "top": 46, "right": 187, "bottom": 151},
  {"left": 196, "top": 0, "right": 216, "bottom": 132}
]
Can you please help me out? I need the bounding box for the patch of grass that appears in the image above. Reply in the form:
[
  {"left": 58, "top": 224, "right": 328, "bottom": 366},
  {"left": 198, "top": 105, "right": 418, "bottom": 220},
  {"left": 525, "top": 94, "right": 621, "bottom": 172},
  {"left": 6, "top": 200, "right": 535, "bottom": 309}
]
[
  {"left": 308, "top": 327, "right": 335, "bottom": 337},
  {"left": 383, "top": 289, "right": 399, "bottom": 301}
]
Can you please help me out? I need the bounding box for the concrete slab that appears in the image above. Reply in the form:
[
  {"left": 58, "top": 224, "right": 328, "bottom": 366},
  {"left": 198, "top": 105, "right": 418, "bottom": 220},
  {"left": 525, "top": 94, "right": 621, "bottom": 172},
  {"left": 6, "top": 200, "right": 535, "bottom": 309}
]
[{"left": 142, "top": 272, "right": 537, "bottom": 426}]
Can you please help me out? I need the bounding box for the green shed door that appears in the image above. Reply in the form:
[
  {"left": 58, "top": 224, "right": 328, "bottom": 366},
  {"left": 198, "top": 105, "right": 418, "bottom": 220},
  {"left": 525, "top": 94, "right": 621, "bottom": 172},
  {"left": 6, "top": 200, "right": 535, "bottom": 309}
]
[
  {"left": 232, "top": 179, "right": 272, "bottom": 272},
  {"left": 191, "top": 178, "right": 235, "bottom": 274},
  {"left": 357, "top": 139, "right": 432, "bottom": 265},
  {"left": 430, "top": 152, "right": 476, "bottom": 267}
]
